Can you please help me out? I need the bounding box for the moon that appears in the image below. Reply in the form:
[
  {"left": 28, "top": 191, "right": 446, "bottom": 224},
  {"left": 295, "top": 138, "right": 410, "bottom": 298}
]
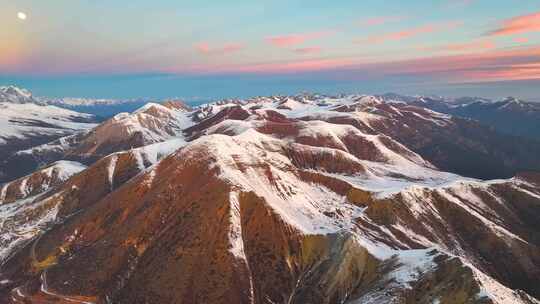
[{"left": 17, "top": 12, "right": 27, "bottom": 20}]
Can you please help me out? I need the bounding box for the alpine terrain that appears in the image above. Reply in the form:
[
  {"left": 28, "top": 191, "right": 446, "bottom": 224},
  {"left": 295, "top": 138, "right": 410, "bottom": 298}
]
[
  {"left": 0, "top": 88, "right": 539, "bottom": 304},
  {"left": 0, "top": 86, "right": 98, "bottom": 183}
]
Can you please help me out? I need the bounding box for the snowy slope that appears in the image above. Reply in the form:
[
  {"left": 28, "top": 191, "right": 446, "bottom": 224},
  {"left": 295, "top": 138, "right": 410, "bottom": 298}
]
[
  {"left": 0, "top": 102, "right": 96, "bottom": 145},
  {"left": 0, "top": 161, "right": 86, "bottom": 261},
  {"left": 0, "top": 161, "right": 86, "bottom": 204},
  {"left": 24, "top": 102, "right": 193, "bottom": 156},
  {"left": 0, "top": 93, "right": 539, "bottom": 303},
  {"left": 0, "top": 86, "right": 36, "bottom": 104},
  {"left": 0, "top": 88, "right": 97, "bottom": 182}
]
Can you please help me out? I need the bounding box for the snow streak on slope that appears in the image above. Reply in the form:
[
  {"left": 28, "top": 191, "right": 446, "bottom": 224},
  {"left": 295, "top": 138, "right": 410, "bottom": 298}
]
[
  {"left": 182, "top": 131, "right": 365, "bottom": 235},
  {"left": 0, "top": 193, "right": 61, "bottom": 262},
  {"left": 0, "top": 161, "right": 86, "bottom": 204}
]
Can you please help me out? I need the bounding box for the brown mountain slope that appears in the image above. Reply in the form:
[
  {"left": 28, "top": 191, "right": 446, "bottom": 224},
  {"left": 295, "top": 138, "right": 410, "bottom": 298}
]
[
  {"left": 0, "top": 128, "right": 539, "bottom": 303},
  {"left": 1, "top": 95, "right": 539, "bottom": 303}
]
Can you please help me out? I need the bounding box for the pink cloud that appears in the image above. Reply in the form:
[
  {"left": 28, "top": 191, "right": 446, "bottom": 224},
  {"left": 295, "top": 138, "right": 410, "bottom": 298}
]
[
  {"left": 417, "top": 39, "right": 496, "bottom": 54},
  {"left": 394, "top": 47, "right": 540, "bottom": 72},
  {"left": 360, "top": 16, "right": 404, "bottom": 26},
  {"left": 184, "top": 45, "right": 540, "bottom": 85},
  {"left": 195, "top": 43, "right": 210, "bottom": 53},
  {"left": 460, "top": 63, "right": 540, "bottom": 82},
  {"left": 514, "top": 37, "right": 529, "bottom": 43},
  {"left": 376, "top": 46, "right": 540, "bottom": 83},
  {"left": 266, "top": 31, "right": 332, "bottom": 47},
  {"left": 489, "top": 11, "right": 540, "bottom": 36},
  {"left": 195, "top": 42, "right": 244, "bottom": 55},
  {"left": 362, "top": 21, "right": 462, "bottom": 44},
  {"left": 294, "top": 47, "right": 322, "bottom": 54},
  {"left": 443, "top": 40, "right": 496, "bottom": 52}
]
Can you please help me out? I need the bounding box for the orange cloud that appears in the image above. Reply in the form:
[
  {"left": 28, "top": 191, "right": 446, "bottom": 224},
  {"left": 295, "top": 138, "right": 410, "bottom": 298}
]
[
  {"left": 489, "top": 11, "right": 540, "bottom": 36},
  {"left": 266, "top": 31, "right": 332, "bottom": 47},
  {"left": 194, "top": 42, "right": 244, "bottom": 55},
  {"left": 362, "top": 21, "right": 462, "bottom": 44},
  {"left": 514, "top": 37, "right": 529, "bottom": 43}
]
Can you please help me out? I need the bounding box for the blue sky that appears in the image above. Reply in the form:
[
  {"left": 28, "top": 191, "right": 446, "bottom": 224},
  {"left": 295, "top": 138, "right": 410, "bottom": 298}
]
[{"left": 1, "top": 0, "right": 539, "bottom": 100}]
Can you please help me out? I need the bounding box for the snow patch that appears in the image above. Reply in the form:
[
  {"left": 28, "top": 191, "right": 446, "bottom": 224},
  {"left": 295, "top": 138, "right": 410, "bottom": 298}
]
[{"left": 107, "top": 156, "right": 118, "bottom": 190}]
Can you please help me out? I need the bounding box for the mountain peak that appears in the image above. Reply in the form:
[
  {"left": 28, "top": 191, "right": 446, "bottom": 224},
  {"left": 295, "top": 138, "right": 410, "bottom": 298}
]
[
  {"left": 501, "top": 96, "right": 521, "bottom": 103},
  {"left": 496, "top": 96, "right": 528, "bottom": 110},
  {"left": 162, "top": 100, "right": 192, "bottom": 111},
  {"left": 0, "top": 85, "right": 35, "bottom": 104}
]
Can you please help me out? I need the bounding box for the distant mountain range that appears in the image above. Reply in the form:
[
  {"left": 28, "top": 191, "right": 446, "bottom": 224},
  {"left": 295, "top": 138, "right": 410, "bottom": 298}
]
[
  {"left": 41, "top": 97, "right": 152, "bottom": 118},
  {"left": 1, "top": 85, "right": 191, "bottom": 118},
  {"left": 4, "top": 85, "right": 538, "bottom": 141},
  {"left": 380, "top": 93, "right": 540, "bottom": 142}
]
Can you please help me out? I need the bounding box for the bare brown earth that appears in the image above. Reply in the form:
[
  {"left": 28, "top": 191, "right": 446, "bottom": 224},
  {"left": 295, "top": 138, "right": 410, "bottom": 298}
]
[
  {"left": 1, "top": 134, "right": 539, "bottom": 303},
  {"left": 1, "top": 97, "right": 539, "bottom": 303}
]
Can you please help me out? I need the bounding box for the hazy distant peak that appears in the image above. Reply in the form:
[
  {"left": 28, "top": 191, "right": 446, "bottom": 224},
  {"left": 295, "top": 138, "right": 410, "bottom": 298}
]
[{"left": 0, "top": 85, "right": 36, "bottom": 104}]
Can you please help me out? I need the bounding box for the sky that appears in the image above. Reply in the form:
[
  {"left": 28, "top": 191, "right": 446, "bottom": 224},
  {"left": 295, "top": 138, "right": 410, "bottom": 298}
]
[{"left": 1, "top": 0, "right": 540, "bottom": 101}]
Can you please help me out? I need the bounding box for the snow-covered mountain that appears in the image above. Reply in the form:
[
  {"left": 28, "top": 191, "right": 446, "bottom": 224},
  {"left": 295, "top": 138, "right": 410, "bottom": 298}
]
[
  {"left": 0, "top": 160, "right": 86, "bottom": 205},
  {"left": 0, "top": 86, "right": 36, "bottom": 104},
  {"left": 1, "top": 85, "right": 171, "bottom": 117},
  {"left": 0, "top": 94, "right": 539, "bottom": 303},
  {"left": 0, "top": 100, "right": 195, "bottom": 184},
  {"left": 0, "top": 102, "right": 96, "bottom": 145},
  {"left": 21, "top": 101, "right": 193, "bottom": 158},
  {"left": 380, "top": 93, "right": 540, "bottom": 141},
  {"left": 0, "top": 86, "right": 98, "bottom": 144},
  {"left": 0, "top": 87, "right": 98, "bottom": 183}
]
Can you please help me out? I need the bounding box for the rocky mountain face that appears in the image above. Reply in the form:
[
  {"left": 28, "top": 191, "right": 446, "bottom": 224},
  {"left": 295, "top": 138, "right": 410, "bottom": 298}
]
[
  {"left": 381, "top": 94, "right": 540, "bottom": 142},
  {"left": 0, "top": 94, "right": 539, "bottom": 304}
]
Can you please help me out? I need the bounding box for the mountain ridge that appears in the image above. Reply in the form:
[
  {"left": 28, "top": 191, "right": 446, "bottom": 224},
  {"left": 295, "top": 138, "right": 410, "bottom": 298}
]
[
  {"left": 0, "top": 88, "right": 539, "bottom": 303},
  {"left": 0, "top": 93, "right": 539, "bottom": 303}
]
